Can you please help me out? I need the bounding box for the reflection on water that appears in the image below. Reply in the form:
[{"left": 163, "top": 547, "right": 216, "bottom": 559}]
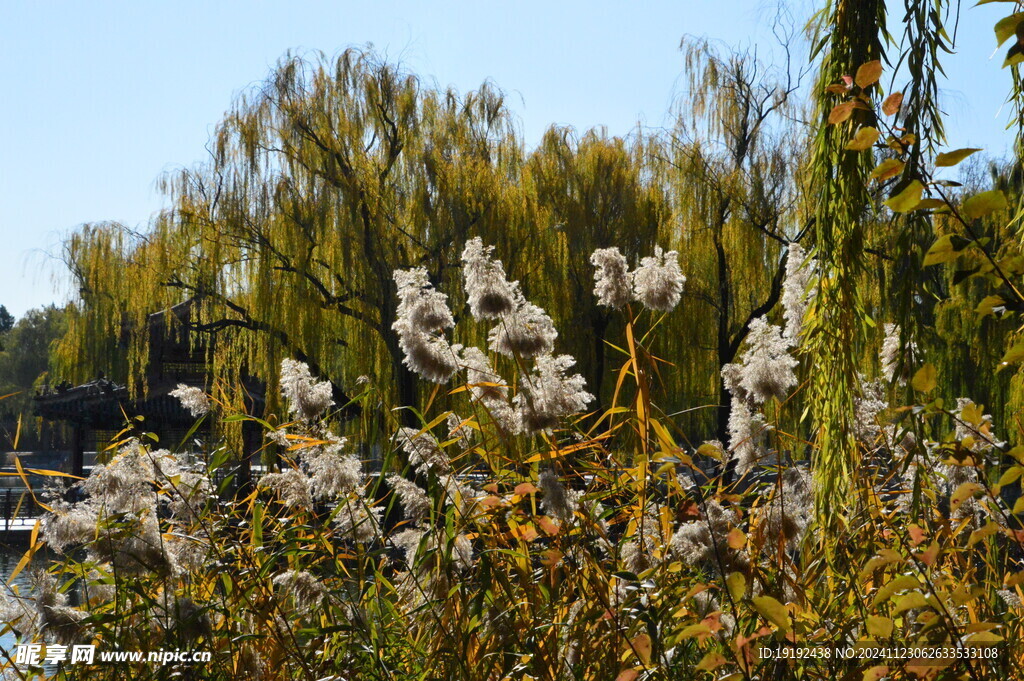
[{"left": 1, "top": 543, "right": 58, "bottom": 678}]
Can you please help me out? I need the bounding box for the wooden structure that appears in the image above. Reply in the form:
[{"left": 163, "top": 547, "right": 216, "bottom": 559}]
[{"left": 34, "top": 300, "right": 265, "bottom": 480}]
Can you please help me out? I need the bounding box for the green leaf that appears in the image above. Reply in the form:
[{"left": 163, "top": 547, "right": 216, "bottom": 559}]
[
  {"left": 884, "top": 180, "right": 924, "bottom": 213},
  {"left": 962, "top": 190, "right": 1008, "bottom": 221},
  {"left": 911, "top": 363, "right": 937, "bottom": 392},
  {"left": 936, "top": 148, "right": 982, "bottom": 167},
  {"left": 923, "top": 235, "right": 956, "bottom": 266},
  {"left": 752, "top": 595, "right": 791, "bottom": 631},
  {"left": 995, "top": 13, "right": 1024, "bottom": 47}
]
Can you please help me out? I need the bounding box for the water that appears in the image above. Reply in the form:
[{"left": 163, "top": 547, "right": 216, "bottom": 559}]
[
  {"left": 1, "top": 542, "right": 34, "bottom": 664},
  {"left": 1, "top": 538, "right": 60, "bottom": 678}
]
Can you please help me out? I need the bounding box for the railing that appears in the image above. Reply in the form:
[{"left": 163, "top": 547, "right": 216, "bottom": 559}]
[{"left": 1, "top": 487, "right": 45, "bottom": 541}]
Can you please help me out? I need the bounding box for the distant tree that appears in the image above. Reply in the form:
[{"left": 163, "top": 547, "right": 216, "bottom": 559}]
[
  {"left": 0, "top": 305, "right": 13, "bottom": 334},
  {"left": 0, "top": 305, "right": 67, "bottom": 450},
  {"left": 0, "top": 305, "right": 14, "bottom": 351}
]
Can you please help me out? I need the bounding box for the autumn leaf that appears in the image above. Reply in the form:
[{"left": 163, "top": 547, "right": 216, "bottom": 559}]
[
  {"left": 911, "top": 363, "right": 937, "bottom": 392},
  {"left": 828, "top": 101, "right": 855, "bottom": 125},
  {"left": 883, "top": 180, "right": 924, "bottom": 213},
  {"left": 846, "top": 126, "right": 880, "bottom": 151},
  {"left": 936, "top": 147, "right": 982, "bottom": 167},
  {"left": 855, "top": 60, "right": 882, "bottom": 88},
  {"left": 962, "top": 190, "right": 1008, "bottom": 221},
  {"left": 752, "top": 596, "right": 791, "bottom": 631},
  {"left": 630, "top": 633, "right": 652, "bottom": 665},
  {"left": 869, "top": 158, "right": 904, "bottom": 181},
  {"left": 865, "top": 615, "right": 894, "bottom": 638},
  {"left": 882, "top": 91, "right": 903, "bottom": 116}
]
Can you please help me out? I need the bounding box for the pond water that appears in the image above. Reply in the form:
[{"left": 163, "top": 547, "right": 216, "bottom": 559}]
[{"left": 1, "top": 538, "right": 60, "bottom": 677}]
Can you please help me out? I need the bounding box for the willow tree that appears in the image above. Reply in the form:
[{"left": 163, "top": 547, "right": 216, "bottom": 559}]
[
  {"left": 57, "top": 50, "right": 526, "bottom": 427},
  {"left": 659, "top": 39, "right": 811, "bottom": 446},
  {"left": 525, "top": 127, "right": 668, "bottom": 404}
]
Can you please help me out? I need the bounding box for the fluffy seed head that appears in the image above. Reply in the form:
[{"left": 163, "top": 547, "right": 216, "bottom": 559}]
[
  {"left": 632, "top": 245, "right": 685, "bottom": 312},
  {"left": 513, "top": 354, "right": 594, "bottom": 434},
  {"left": 737, "top": 317, "right": 798, "bottom": 404},
  {"left": 590, "top": 247, "right": 632, "bottom": 309},
  {"left": 280, "top": 359, "right": 334, "bottom": 420},
  {"left": 169, "top": 384, "right": 210, "bottom": 417},
  {"left": 488, "top": 293, "right": 558, "bottom": 359},
  {"left": 462, "top": 237, "right": 518, "bottom": 319}
]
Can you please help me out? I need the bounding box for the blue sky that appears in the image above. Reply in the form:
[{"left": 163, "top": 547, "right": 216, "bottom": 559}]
[{"left": 0, "top": 0, "right": 1014, "bottom": 319}]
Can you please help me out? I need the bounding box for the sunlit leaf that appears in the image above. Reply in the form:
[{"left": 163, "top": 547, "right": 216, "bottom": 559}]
[
  {"left": 828, "top": 101, "right": 855, "bottom": 125},
  {"left": 696, "top": 651, "right": 728, "bottom": 671},
  {"left": 869, "top": 158, "right": 904, "bottom": 181},
  {"left": 995, "top": 13, "right": 1024, "bottom": 47},
  {"left": 935, "top": 147, "right": 982, "bottom": 167},
  {"left": 883, "top": 180, "right": 924, "bottom": 213},
  {"left": 727, "top": 571, "right": 746, "bottom": 601},
  {"left": 630, "top": 633, "right": 652, "bottom": 665},
  {"left": 855, "top": 60, "right": 882, "bottom": 88},
  {"left": 846, "top": 126, "right": 880, "bottom": 151},
  {"left": 882, "top": 92, "right": 903, "bottom": 116},
  {"left": 951, "top": 482, "right": 984, "bottom": 512},
  {"left": 752, "top": 596, "right": 791, "bottom": 631},
  {"left": 923, "top": 235, "right": 956, "bottom": 266},
  {"left": 962, "top": 190, "right": 1008, "bottom": 221}
]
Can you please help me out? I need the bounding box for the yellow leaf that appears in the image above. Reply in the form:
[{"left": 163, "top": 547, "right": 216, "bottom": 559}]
[
  {"left": 968, "top": 521, "right": 1000, "bottom": 546},
  {"left": 863, "top": 666, "right": 889, "bottom": 681},
  {"left": 936, "top": 148, "right": 982, "bottom": 167},
  {"left": 615, "top": 670, "right": 639, "bottom": 681},
  {"left": 855, "top": 60, "right": 883, "bottom": 88},
  {"left": 865, "top": 615, "right": 894, "bottom": 638},
  {"left": 696, "top": 442, "right": 723, "bottom": 461},
  {"left": 960, "top": 401, "right": 984, "bottom": 426},
  {"left": 950, "top": 482, "right": 984, "bottom": 512},
  {"left": 976, "top": 295, "right": 1005, "bottom": 316},
  {"left": 630, "top": 634, "right": 652, "bottom": 665},
  {"left": 696, "top": 651, "right": 728, "bottom": 672},
  {"left": 962, "top": 190, "right": 1008, "bottom": 221},
  {"left": 871, "top": 575, "right": 920, "bottom": 607},
  {"left": 995, "top": 13, "right": 1024, "bottom": 47},
  {"left": 752, "top": 595, "right": 791, "bottom": 631},
  {"left": 884, "top": 180, "right": 924, "bottom": 213},
  {"left": 869, "top": 158, "right": 904, "bottom": 180},
  {"left": 913, "top": 198, "right": 946, "bottom": 210},
  {"left": 911, "top": 363, "right": 937, "bottom": 392},
  {"left": 727, "top": 571, "right": 746, "bottom": 601},
  {"left": 923, "top": 235, "right": 956, "bottom": 266},
  {"left": 893, "top": 591, "right": 928, "bottom": 614},
  {"left": 846, "top": 126, "right": 880, "bottom": 151},
  {"left": 679, "top": 622, "right": 711, "bottom": 638}
]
